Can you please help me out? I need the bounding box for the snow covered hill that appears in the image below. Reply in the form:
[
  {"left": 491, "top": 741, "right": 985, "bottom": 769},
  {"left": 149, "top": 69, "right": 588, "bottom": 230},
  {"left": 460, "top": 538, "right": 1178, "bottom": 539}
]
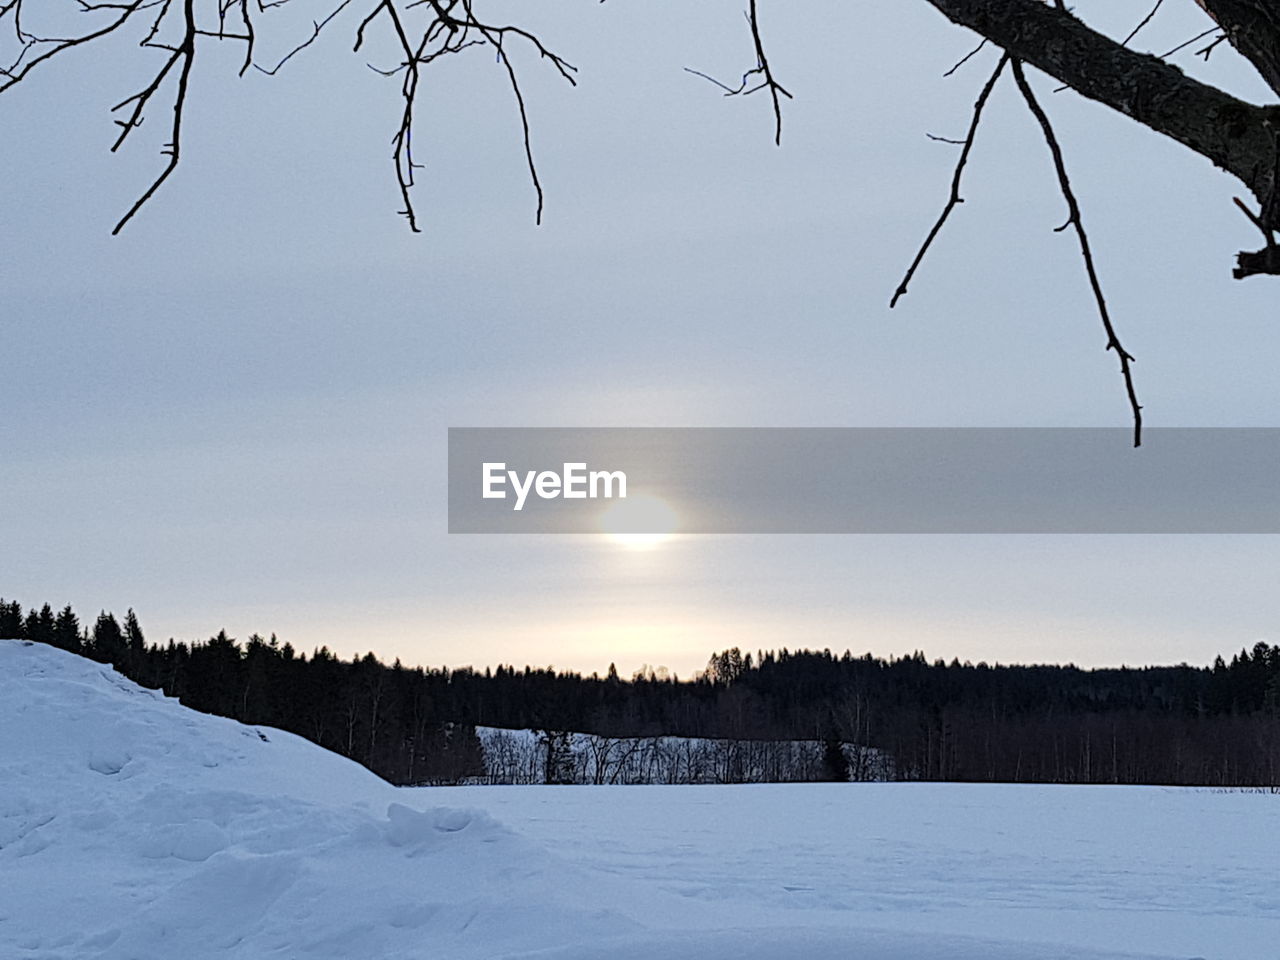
[
  {"left": 0, "top": 640, "right": 643, "bottom": 959},
  {"left": 2, "top": 639, "right": 1272, "bottom": 959}
]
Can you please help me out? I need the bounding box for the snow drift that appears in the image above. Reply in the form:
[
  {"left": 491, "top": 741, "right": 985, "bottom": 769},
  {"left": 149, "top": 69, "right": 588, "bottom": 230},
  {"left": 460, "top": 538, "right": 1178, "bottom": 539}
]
[{"left": 0, "top": 640, "right": 639, "bottom": 959}]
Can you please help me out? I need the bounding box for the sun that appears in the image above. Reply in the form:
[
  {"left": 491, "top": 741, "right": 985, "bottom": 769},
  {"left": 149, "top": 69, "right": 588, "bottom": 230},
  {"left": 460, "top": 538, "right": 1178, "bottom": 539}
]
[{"left": 598, "top": 495, "right": 679, "bottom": 549}]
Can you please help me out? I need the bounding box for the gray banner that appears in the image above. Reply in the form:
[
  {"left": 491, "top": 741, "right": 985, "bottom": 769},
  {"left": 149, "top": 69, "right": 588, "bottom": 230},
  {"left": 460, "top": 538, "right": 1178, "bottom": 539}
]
[{"left": 447, "top": 428, "right": 1280, "bottom": 534}]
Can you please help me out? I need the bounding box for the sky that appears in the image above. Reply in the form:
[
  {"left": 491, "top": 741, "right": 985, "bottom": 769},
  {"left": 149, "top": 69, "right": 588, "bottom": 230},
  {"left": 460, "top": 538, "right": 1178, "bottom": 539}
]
[{"left": 3, "top": 0, "right": 1279, "bottom": 677}]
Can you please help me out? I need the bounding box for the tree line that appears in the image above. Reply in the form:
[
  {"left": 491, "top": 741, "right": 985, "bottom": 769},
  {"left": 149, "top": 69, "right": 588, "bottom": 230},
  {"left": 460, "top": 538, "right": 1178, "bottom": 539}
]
[
  {"left": 4, "top": 598, "right": 1280, "bottom": 787},
  {"left": 475, "top": 727, "right": 891, "bottom": 786}
]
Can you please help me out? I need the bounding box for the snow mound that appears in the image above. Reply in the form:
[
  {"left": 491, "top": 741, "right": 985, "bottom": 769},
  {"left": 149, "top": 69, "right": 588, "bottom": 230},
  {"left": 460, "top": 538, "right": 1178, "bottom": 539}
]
[{"left": 0, "top": 641, "right": 634, "bottom": 959}]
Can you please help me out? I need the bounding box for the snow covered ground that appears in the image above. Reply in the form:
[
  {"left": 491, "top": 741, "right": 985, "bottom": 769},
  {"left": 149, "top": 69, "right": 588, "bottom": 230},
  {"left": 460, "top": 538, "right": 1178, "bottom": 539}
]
[{"left": 3, "top": 639, "right": 1276, "bottom": 960}]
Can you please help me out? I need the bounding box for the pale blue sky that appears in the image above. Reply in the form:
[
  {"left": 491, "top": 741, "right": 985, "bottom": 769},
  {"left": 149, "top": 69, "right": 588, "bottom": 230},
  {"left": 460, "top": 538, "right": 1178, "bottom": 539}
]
[{"left": 2, "top": 1, "right": 1278, "bottom": 674}]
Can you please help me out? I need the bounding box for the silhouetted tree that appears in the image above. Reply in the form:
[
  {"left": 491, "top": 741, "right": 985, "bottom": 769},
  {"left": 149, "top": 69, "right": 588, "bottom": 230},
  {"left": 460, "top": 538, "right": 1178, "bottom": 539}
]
[
  {"left": 24, "top": 604, "right": 55, "bottom": 648},
  {"left": 91, "top": 611, "right": 127, "bottom": 667},
  {"left": 822, "top": 738, "right": 851, "bottom": 782},
  {"left": 0, "top": 600, "right": 24, "bottom": 638},
  {"left": 52, "top": 605, "right": 82, "bottom": 654}
]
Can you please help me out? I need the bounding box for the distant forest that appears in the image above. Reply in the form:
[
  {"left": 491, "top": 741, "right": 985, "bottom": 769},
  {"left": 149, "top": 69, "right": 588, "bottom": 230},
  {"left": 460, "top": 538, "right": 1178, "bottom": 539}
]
[{"left": 4, "top": 599, "right": 1280, "bottom": 787}]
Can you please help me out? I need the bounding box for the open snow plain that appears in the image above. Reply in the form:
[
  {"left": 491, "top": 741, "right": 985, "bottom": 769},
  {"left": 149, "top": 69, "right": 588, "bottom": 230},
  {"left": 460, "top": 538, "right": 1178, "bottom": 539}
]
[{"left": 2, "top": 639, "right": 1276, "bottom": 960}]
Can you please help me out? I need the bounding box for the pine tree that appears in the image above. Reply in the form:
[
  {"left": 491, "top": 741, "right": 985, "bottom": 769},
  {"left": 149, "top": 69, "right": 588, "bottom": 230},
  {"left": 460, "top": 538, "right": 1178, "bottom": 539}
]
[
  {"left": 23, "top": 604, "right": 55, "bottom": 646},
  {"left": 91, "top": 611, "right": 127, "bottom": 667},
  {"left": 0, "top": 599, "right": 24, "bottom": 638},
  {"left": 52, "top": 605, "right": 81, "bottom": 653},
  {"left": 124, "top": 609, "right": 146, "bottom": 677},
  {"left": 822, "top": 739, "right": 851, "bottom": 782}
]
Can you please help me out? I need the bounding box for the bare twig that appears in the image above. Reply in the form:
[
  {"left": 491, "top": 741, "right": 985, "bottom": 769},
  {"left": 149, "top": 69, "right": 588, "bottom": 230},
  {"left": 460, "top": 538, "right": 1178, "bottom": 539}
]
[
  {"left": 235, "top": 0, "right": 256, "bottom": 75},
  {"left": 1011, "top": 59, "right": 1143, "bottom": 447},
  {"left": 686, "top": 0, "right": 791, "bottom": 146},
  {"left": 255, "top": 0, "right": 355, "bottom": 75},
  {"left": 943, "top": 37, "right": 986, "bottom": 77},
  {"left": 480, "top": 29, "right": 545, "bottom": 223},
  {"left": 350, "top": 0, "right": 576, "bottom": 230},
  {"left": 1160, "top": 26, "right": 1221, "bottom": 59},
  {"left": 1233, "top": 195, "right": 1275, "bottom": 243},
  {"left": 0, "top": 1, "right": 143, "bottom": 92},
  {"left": 111, "top": 0, "right": 197, "bottom": 234},
  {"left": 1121, "top": 0, "right": 1164, "bottom": 47},
  {"left": 747, "top": 0, "right": 788, "bottom": 145},
  {"left": 891, "top": 54, "right": 1008, "bottom": 309},
  {"left": 1196, "top": 33, "right": 1229, "bottom": 61},
  {"left": 355, "top": 0, "right": 424, "bottom": 230},
  {"left": 109, "top": 45, "right": 183, "bottom": 152}
]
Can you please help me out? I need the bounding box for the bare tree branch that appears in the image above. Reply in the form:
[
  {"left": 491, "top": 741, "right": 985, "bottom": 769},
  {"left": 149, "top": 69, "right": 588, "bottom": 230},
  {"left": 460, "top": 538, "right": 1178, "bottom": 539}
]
[
  {"left": 0, "top": 1, "right": 144, "bottom": 92},
  {"left": 686, "top": 0, "right": 791, "bottom": 146},
  {"left": 922, "top": 0, "right": 1280, "bottom": 228},
  {"left": 256, "top": 0, "right": 355, "bottom": 75},
  {"left": 1010, "top": 59, "right": 1142, "bottom": 448},
  {"left": 1199, "top": 0, "right": 1280, "bottom": 97},
  {"left": 349, "top": 0, "right": 576, "bottom": 229},
  {"left": 1121, "top": 0, "right": 1165, "bottom": 48},
  {"left": 1160, "top": 26, "right": 1221, "bottom": 59},
  {"left": 943, "top": 37, "right": 987, "bottom": 78},
  {"left": 458, "top": 0, "right": 577, "bottom": 225},
  {"left": 891, "top": 54, "right": 1007, "bottom": 308},
  {"left": 746, "top": 0, "right": 787, "bottom": 145},
  {"left": 111, "top": 0, "right": 197, "bottom": 234}
]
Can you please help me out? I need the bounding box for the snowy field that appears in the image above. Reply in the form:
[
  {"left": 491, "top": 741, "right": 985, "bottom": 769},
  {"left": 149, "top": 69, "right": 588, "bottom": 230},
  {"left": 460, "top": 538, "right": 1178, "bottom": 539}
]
[{"left": 2, "top": 639, "right": 1277, "bottom": 960}]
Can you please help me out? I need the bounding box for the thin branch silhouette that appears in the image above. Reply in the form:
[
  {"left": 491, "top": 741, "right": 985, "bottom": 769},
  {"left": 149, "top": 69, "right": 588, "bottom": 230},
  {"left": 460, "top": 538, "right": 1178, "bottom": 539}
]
[
  {"left": 891, "top": 54, "right": 1008, "bottom": 309},
  {"left": 1011, "top": 59, "right": 1142, "bottom": 447}
]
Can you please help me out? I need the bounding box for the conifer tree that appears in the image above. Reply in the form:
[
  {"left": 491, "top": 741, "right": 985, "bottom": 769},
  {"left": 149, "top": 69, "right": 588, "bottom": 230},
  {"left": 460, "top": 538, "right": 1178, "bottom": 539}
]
[
  {"left": 0, "top": 600, "right": 24, "bottom": 638},
  {"left": 823, "top": 739, "right": 851, "bottom": 783},
  {"left": 23, "top": 604, "right": 55, "bottom": 646},
  {"left": 91, "top": 611, "right": 127, "bottom": 667},
  {"left": 52, "top": 605, "right": 81, "bottom": 653},
  {"left": 124, "top": 609, "right": 146, "bottom": 678}
]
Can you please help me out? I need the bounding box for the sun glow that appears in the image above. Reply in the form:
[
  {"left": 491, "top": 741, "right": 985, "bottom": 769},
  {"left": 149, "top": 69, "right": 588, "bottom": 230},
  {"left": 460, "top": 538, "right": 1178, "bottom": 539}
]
[{"left": 599, "top": 495, "right": 679, "bottom": 549}]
